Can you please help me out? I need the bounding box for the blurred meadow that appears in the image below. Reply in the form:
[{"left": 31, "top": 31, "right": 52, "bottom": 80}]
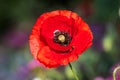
[{"left": 0, "top": 0, "right": 120, "bottom": 80}]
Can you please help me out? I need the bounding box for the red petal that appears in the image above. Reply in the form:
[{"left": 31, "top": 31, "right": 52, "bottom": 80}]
[
  {"left": 71, "top": 19, "right": 93, "bottom": 55},
  {"left": 29, "top": 10, "right": 93, "bottom": 68},
  {"left": 41, "top": 15, "right": 74, "bottom": 52},
  {"left": 37, "top": 46, "right": 78, "bottom": 68}
]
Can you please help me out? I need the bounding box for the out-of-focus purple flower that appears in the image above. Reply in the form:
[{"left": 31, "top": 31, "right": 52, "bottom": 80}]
[
  {"left": 27, "top": 59, "right": 45, "bottom": 69},
  {"left": 3, "top": 30, "right": 28, "bottom": 48},
  {"left": 94, "top": 76, "right": 104, "bottom": 80},
  {"left": 110, "top": 63, "right": 120, "bottom": 72},
  {"left": 15, "top": 59, "right": 45, "bottom": 80},
  {"left": 16, "top": 65, "right": 30, "bottom": 80},
  {"left": 91, "top": 23, "right": 106, "bottom": 39},
  {"left": 94, "top": 76, "right": 113, "bottom": 80},
  {"left": 110, "top": 63, "right": 120, "bottom": 80},
  {"left": 90, "top": 23, "right": 106, "bottom": 51},
  {"left": 105, "top": 76, "right": 113, "bottom": 80},
  {"left": 116, "top": 71, "right": 120, "bottom": 80},
  {"left": 110, "top": 62, "right": 120, "bottom": 80}
]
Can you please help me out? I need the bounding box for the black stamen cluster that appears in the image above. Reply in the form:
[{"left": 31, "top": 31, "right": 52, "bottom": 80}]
[{"left": 53, "top": 30, "right": 71, "bottom": 46}]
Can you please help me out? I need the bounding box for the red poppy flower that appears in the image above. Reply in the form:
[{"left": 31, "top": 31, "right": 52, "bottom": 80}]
[{"left": 29, "top": 10, "right": 93, "bottom": 68}]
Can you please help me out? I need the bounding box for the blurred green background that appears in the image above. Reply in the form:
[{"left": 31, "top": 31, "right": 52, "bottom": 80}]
[{"left": 0, "top": 0, "right": 120, "bottom": 80}]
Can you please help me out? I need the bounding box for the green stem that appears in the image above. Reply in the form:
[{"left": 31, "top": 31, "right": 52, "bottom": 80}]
[
  {"left": 113, "top": 66, "right": 120, "bottom": 80},
  {"left": 69, "top": 63, "right": 79, "bottom": 80}
]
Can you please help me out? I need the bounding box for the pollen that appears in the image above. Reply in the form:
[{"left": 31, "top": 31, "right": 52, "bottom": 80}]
[{"left": 58, "top": 35, "right": 66, "bottom": 42}]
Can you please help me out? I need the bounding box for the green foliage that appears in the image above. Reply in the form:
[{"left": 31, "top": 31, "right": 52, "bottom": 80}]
[{"left": 0, "top": 0, "right": 120, "bottom": 80}]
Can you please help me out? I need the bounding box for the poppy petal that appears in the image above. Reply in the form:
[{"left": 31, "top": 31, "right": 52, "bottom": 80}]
[{"left": 29, "top": 10, "right": 93, "bottom": 68}]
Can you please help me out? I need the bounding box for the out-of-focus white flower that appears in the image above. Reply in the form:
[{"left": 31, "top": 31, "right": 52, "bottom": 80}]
[{"left": 33, "top": 77, "right": 41, "bottom": 80}]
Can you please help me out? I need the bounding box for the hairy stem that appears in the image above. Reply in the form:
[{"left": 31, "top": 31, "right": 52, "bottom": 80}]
[
  {"left": 113, "top": 66, "right": 120, "bottom": 80},
  {"left": 69, "top": 63, "right": 79, "bottom": 80}
]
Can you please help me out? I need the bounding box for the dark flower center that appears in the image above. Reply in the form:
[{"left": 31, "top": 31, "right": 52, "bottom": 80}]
[{"left": 53, "top": 30, "right": 72, "bottom": 46}]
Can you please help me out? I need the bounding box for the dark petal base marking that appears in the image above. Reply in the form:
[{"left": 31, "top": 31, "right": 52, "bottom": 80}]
[{"left": 53, "top": 30, "right": 72, "bottom": 46}]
